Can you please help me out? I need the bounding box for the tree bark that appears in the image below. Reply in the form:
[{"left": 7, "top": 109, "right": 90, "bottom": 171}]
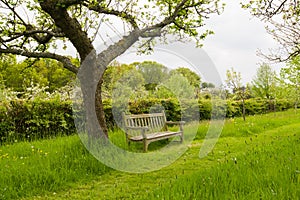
[
  {"left": 95, "top": 79, "right": 108, "bottom": 138},
  {"left": 78, "top": 52, "right": 106, "bottom": 140}
]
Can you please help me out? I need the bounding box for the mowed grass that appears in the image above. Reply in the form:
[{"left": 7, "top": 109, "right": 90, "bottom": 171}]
[{"left": 0, "top": 109, "right": 299, "bottom": 199}]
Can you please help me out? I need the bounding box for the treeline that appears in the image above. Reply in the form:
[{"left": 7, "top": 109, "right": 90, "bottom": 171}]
[
  {"left": 0, "top": 55, "right": 299, "bottom": 143},
  {"left": 0, "top": 97, "right": 294, "bottom": 144}
]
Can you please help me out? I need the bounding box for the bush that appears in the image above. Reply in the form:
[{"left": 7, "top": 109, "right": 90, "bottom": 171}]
[
  {"left": 0, "top": 99, "right": 75, "bottom": 143},
  {"left": 0, "top": 97, "right": 295, "bottom": 144}
]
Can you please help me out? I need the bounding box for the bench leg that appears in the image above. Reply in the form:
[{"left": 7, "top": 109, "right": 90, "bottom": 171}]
[
  {"left": 180, "top": 133, "right": 184, "bottom": 143},
  {"left": 126, "top": 137, "right": 132, "bottom": 151},
  {"left": 143, "top": 140, "right": 149, "bottom": 152}
]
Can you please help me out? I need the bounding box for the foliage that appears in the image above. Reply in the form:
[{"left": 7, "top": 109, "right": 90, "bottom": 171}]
[
  {"left": 155, "top": 73, "right": 195, "bottom": 99},
  {"left": 201, "top": 82, "right": 215, "bottom": 89},
  {"left": 225, "top": 67, "right": 243, "bottom": 94},
  {"left": 0, "top": 56, "right": 76, "bottom": 93},
  {"left": 102, "top": 62, "right": 146, "bottom": 99},
  {"left": 225, "top": 67, "right": 249, "bottom": 120},
  {"left": 0, "top": 84, "right": 75, "bottom": 144},
  {"left": 170, "top": 67, "right": 201, "bottom": 89},
  {"left": 280, "top": 56, "right": 300, "bottom": 108},
  {"left": 0, "top": 99, "right": 76, "bottom": 143},
  {"left": 1, "top": 94, "right": 295, "bottom": 144},
  {"left": 103, "top": 61, "right": 202, "bottom": 100},
  {"left": 134, "top": 61, "right": 170, "bottom": 91},
  {"left": 252, "top": 63, "right": 277, "bottom": 99}
]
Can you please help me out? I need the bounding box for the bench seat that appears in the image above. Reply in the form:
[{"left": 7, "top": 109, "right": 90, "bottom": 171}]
[{"left": 129, "top": 131, "right": 183, "bottom": 141}]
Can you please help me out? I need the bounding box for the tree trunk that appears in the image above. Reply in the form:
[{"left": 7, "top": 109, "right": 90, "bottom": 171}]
[
  {"left": 95, "top": 79, "right": 108, "bottom": 138},
  {"left": 78, "top": 52, "right": 108, "bottom": 142}
]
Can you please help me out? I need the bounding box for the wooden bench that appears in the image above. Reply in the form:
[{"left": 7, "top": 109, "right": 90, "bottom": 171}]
[{"left": 122, "top": 111, "right": 185, "bottom": 152}]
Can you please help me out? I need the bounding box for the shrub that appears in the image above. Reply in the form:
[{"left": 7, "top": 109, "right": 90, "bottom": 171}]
[
  {"left": 0, "top": 99, "right": 75, "bottom": 143},
  {"left": 0, "top": 96, "right": 295, "bottom": 144}
]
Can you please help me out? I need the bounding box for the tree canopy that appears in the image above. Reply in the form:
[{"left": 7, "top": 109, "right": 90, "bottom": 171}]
[
  {"left": 134, "top": 61, "right": 169, "bottom": 91},
  {"left": 252, "top": 64, "right": 277, "bottom": 100},
  {"left": 0, "top": 0, "right": 223, "bottom": 65},
  {"left": 280, "top": 56, "right": 300, "bottom": 108},
  {"left": 170, "top": 67, "right": 201, "bottom": 89}
]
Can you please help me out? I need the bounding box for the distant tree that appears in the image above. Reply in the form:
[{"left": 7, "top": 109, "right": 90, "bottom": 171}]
[
  {"left": 155, "top": 73, "right": 195, "bottom": 99},
  {"left": 112, "top": 67, "right": 146, "bottom": 112},
  {"left": 201, "top": 82, "right": 215, "bottom": 89},
  {"left": 170, "top": 67, "right": 201, "bottom": 97},
  {"left": 225, "top": 67, "right": 248, "bottom": 121},
  {"left": 0, "top": 56, "right": 75, "bottom": 92},
  {"left": 225, "top": 67, "right": 242, "bottom": 94},
  {"left": 170, "top": 67, "right": 201, "bottom": 88},
  {"left": 135, "top": 61, "right": 169, "bottom": 91},
  {"left": 102, "top": 62, "right": 145, "bottom": 99},
  {"left": 252, "top": 64, "right": 277, "bottom": 100},
  {"left": 200, "top": 82, "right": 216, "bottom": 99},
  {"left": 37, "top": 59, "right": 77, "bottom": 92},
  {"left": 242, "top": 0, "right": 300, "bottom": 61},
  {"left": 280, "top": 56, "right": 300, "bottom": 109}
]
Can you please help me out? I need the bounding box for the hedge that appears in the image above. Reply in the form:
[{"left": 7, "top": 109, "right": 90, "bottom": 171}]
[
  {"left": 0, "top": 99, "right": 75, "bottom": 143},
  {"left": 0, "top": 98, "right": 295, "bottom": 143}
]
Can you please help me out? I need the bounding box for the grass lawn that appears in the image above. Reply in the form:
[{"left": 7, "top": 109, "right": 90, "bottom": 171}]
[{"left": 0, "top": 109, "right": 299, "bottom": 199}]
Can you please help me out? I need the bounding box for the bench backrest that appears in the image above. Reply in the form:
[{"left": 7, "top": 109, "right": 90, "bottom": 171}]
[{"left": 123, "top": 111, "right": 167, "bottom": 134}]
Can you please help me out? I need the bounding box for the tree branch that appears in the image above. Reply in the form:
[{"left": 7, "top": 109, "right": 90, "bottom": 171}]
[
  {"left": 39, "top": 0, "right": 94, "bottom": 61},
  {"left": 3, "top": 29, "right": 65, "bottom": 43},
  {"left": 87, "top": 4, "right": 138, "bottom": 29},
  {"left": 0, "top": 47, "right": 78, "bottom": 73}
]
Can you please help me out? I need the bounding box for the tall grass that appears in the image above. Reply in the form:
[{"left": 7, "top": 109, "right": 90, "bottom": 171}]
[
  {"left": 146, "top": 124, "right": 300, "bottom": 199},
  {"left": 0, "top": 136, "right": 110, "bottom": 200},
  {"left": 0, "top": 109, "right": 299, "bottom": 199}
]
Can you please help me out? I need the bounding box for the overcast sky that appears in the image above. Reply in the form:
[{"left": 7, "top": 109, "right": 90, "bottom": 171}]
[
  {"left": 201, "top": 1, "right": 284, "bottom": 84},
  {"left": 116, "top": 1, "right": 285, "bottom": 85}
]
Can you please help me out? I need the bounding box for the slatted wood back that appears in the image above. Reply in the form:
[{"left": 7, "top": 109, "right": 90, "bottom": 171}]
[{"left": 123, "top": 111, "right": 167, "bottom": 136}]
